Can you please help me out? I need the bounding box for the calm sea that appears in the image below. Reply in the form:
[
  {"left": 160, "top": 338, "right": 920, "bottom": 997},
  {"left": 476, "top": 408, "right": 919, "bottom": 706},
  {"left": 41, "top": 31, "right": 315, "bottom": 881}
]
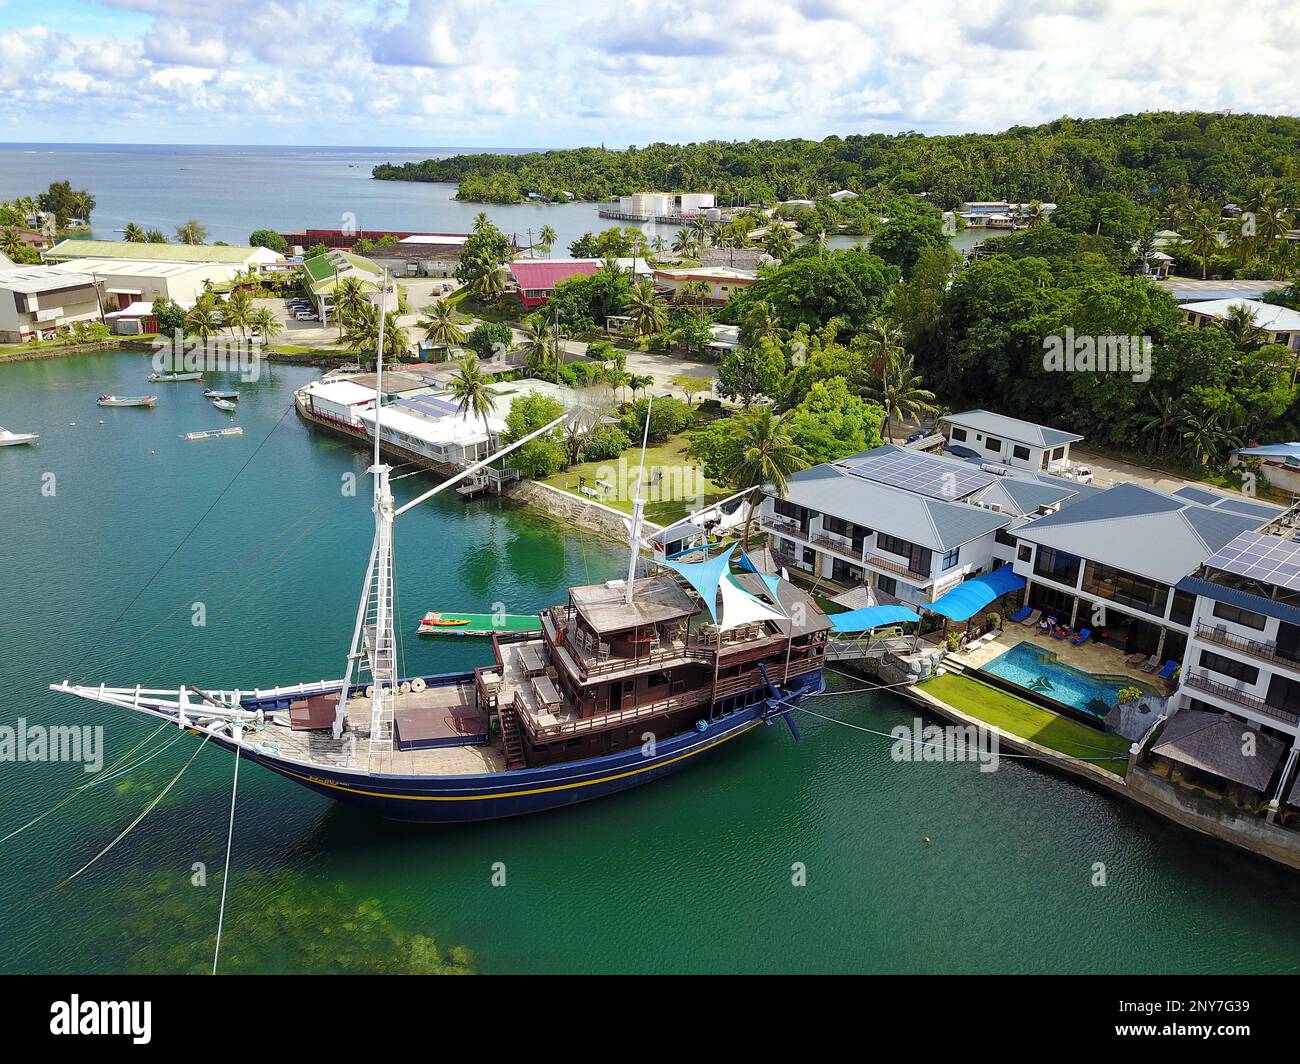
[
  {"left": 0, "top": 143, "right": 991, "bottom": 254},
  {"left": 0, "top": 351, "right": 1298, "bottom": 973}
]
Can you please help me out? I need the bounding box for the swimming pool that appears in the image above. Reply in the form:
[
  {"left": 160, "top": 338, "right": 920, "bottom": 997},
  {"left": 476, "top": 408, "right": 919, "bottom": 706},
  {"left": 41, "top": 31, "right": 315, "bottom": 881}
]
[{"left": 979, "top": 641, "right": 1161, "bottom": 719}]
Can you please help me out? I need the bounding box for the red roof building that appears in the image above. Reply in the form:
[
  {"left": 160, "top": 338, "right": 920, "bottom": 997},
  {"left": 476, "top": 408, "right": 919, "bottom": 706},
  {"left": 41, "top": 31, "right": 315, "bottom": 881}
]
[{"left": 509, "top": 259, "right": 601, "bottom": 309}]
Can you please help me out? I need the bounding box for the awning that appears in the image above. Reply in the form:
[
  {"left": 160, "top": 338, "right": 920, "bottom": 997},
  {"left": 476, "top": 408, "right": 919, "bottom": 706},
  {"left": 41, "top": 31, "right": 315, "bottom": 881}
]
[
  {"left": 829, "top": 604, "right": 921, "bottom": 632},
  {"left": 925, "top": 565, "right": 1026, "bottom": 622}
]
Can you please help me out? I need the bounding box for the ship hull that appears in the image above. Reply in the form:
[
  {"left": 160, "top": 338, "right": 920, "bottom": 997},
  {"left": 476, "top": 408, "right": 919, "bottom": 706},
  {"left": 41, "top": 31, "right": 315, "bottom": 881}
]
[{"left": 218, "top": 667, "right": 824, "bottom": 823}]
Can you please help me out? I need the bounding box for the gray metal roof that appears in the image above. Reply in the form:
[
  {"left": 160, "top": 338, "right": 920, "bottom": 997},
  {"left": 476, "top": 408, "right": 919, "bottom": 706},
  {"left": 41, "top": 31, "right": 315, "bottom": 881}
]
[
  {"left": 1171, "top": 485, "right": 1281, "bottom": 519},
  {"left": 1014, "top": 482, "right": 1268, "bottom": 584},
  {"left": 1175, "top": 574, "right": 1300, "bottom": 627},
  {"left": 942, "top": 409, "right": 1083, "bottom": 448},
  {"left": 778, "top": 463, "right": 1011, "bottom": 552},
  {"left": 0, "top": 266, "right": 95, "bottom": 293}
]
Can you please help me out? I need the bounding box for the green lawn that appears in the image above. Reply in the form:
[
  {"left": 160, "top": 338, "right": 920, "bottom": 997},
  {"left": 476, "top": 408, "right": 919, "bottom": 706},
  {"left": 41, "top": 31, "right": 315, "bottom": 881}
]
[
  {"left": 920, "top": 673, "right": 1132, "bottom": 777},
  {"left": 540, "top": 434, "right": 727, "bottom": 526}
]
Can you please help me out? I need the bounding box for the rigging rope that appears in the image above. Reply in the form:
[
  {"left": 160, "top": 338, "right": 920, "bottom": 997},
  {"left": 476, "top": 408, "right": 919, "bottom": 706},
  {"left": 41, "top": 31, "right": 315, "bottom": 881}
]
[
  {"left": 73, "top": 400, "right": 299, "bottom": 683},
  {"left": 212, "top": 741, "right": 241, "bottom": 976}
]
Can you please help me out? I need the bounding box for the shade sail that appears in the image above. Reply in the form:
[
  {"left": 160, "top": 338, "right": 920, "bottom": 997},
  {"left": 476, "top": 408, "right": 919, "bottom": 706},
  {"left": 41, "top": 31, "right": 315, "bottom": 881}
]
[
  {"left": 717, "top": 573, "right": 788, "bottom": 631},
  {"left": 659, "top": 543, "right": 738, "bottom": 623},
  {"left": 829, "top": 604, "right": 921, "bottom": 632},
  {"left": 926, "top": 565, "right": 1026, "bottom": 622}
]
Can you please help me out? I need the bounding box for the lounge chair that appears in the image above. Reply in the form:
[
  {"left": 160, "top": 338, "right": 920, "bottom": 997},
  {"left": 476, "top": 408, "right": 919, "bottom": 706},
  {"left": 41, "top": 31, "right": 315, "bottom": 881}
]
[
  {"left": 1157, "top": 659, "right": 1178, "bottom": 680},
  {"left": 1008, "top": 606, "right": 1034, "bottom": 624},
  {"left": 1070, "top": 628, "right": 1091, "bottom": 646},
  {"left": 1140, "top": 655, "right": 1160, "bottom": 673},
  {"left": 1019, "top": 609, "right": 1041, "bottom": 627}
]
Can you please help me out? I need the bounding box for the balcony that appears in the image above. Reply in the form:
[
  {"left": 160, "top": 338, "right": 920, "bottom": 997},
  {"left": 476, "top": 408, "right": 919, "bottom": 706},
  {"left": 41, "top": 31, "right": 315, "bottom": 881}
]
[
  {"left": 863, "top": 553, "right": 931, "bottom": 585},
  {"left": 760, "top": 515, "right": 806, "bottom": 540},
  {"left": 1183, "top": 670, "right": 1299, "bottom": 726},
  {"left": 1196, "top": 624, "right": 1300, "bottom": 672}
]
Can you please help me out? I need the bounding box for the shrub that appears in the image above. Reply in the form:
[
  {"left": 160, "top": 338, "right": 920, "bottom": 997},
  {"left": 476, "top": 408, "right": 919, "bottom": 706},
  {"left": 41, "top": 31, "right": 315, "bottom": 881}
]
[
  {"left": 621, "top": 396, "right": 694, "bottom": 441},
  {"left": 581, "top": 424, "right": 631, "bottom": 461}
]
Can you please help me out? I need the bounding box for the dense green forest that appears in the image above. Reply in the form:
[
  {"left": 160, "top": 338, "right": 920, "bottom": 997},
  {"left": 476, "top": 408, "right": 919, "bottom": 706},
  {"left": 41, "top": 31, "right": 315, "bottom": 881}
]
[{"left": 374, "top": 113, "right": 1300, "bottom": 208}]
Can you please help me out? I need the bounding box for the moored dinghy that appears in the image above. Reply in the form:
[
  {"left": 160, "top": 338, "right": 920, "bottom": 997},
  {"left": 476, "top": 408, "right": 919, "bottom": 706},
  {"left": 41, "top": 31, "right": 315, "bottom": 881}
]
[
  {"left": 204, "top": 389, "right": 240, "bottom": 400},
  {"left": 98, "top": 395, "right": 157, "bottom": 408},
  {"left": 211, "top": 399, "right": 237, "bottom": 413},
  {"left": 148, "top": 371, "right": 203, "bottom": 382}
]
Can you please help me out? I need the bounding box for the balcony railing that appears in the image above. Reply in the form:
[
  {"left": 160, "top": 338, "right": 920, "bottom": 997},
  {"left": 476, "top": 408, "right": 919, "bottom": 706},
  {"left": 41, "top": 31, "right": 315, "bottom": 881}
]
[
  {"left": 1183, "top": 670, "right": 1299, "bottom": 725},
  {"left": 864, "top": 553, "right": 930, "bottom": 584},
  {"left": 1196, "top": 624, "right": 1300, "bottom": 672},
  {"left": 760, "top": 515, "right": 806, "bottom": 540}
]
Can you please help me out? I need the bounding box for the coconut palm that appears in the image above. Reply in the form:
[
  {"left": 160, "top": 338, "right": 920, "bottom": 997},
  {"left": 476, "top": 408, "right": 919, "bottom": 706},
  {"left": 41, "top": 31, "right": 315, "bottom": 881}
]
[
  {"left": 249, "top": 306, "right": 281, "bottom": 347},
  {"left": 538, "top": 224, "right": 558, "bottom": 258},
  {"left": 715, "top": 407, "right": 810, "bottom": 550},
  {"left": 518, "top": 316, "right": 557, "bottom": 379},
  {"left": 342, "top": 301, "right": 409, "bottom": 366},
  {"left": 741, "top": 299, "right": 782, "bottom": 347},
  {"left": 469, "top": 260, "right": 505, "bottom": 303},
  {"left": 763, "top": 224, "right": 794, "bottom": 261},
  {"left": 122, "top": 222, "right": 146, "bottom": 242},
  {"left": 174, "top": 219, "right": 208, "bottom": 245},
  {"left": 867, "top": 347, "right": 938, "bottom": 443},
  {"left": 224, "top": 288, "right": 253, "bottom": 337},
  {"left": 861, "top": 317, "right": 904, "bottom": 378},
  {"left": 417, "top": 299, "right": 466, "bottom": 358},
  {"left": 0, "top": 228, "right": 23, "bottom": 258},
  {"left": 144, "top": 228, "right": 168, "bottom": 243},
  {"left": 1217, "top": 303, "right": 1267, "bottom": 352},
  {"left": 447, "top": 353, "right": 498, "bottom": 441},
  {"left": 1184, "top": 210, "right": 1225, "bottom": 279},
  {"left": 332, "top": 275, "right": 369, "bottom": 336},
  {"left": 184, "top": 304, "right": 220, "bottom": 344},
  {"left": 627, "top": 373, "right": 654, "bottom": 401},
  {"left": 671, "top": 228, "right": 695, "bottom": 255},
  {"left": 624, "top": 278, "right": 667, "bottom": 336},
  {"left": 1137, "top": 394, "right": 1184, "bottom": 455}
]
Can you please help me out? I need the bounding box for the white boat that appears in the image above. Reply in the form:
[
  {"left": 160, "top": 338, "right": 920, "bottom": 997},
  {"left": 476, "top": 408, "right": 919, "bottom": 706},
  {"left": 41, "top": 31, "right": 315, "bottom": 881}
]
[
  {"left": 204, "top": 389, "right": 240, "bottom": 400},
  {"left": 148, "top": 372, "right": 203, "bottom": 382},
  {"left": 98, "top": 395, "right": 157, "bottom": 408},
  {"left": 184, "top": 427, "right": 244, "bottom": 441},
  {"left": 211, "top": 399, "right": 237, "bottom": 413},
  {"left": 0, "top": 427, "right": 38, "bottom": 446}
]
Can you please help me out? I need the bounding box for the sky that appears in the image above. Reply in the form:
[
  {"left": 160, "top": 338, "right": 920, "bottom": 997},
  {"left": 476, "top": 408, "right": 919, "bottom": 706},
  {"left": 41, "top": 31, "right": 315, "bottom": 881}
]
[{"left": 0, "top": 0, "right": 1297, "bottom": 149}]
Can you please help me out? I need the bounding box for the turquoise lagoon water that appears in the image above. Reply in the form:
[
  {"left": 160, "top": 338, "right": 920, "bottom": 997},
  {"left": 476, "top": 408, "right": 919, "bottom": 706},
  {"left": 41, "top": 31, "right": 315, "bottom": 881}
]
[{"left": 980, "top": 641, "right": 1161, "bottom": 718}]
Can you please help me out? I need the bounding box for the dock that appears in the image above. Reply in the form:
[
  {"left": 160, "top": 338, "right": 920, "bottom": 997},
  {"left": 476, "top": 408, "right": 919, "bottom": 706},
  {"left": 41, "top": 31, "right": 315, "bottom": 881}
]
[{"left": 417, "top": 612, "right": 542, "bottom": 637}]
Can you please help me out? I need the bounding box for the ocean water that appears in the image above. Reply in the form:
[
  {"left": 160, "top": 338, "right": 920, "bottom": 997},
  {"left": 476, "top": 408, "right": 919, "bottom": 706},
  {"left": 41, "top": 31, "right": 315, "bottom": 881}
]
[
  {"left": 0, "top": 143, "right": 995, "bottom": 255},
  {"left": 1, "top": 351, "right": 1300, "bottom": 973}
]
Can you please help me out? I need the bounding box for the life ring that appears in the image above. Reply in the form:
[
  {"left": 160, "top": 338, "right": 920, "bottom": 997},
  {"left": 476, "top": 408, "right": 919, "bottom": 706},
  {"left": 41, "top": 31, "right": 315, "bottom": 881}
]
[
  {"left": 695, "top": 720, "right": 708, "bottom": 732},
  {"left": 411, "top": 677, "right": 427, "bottom": 692},
  {"left": 365, "top": 685, "right": 374, "bottom": 699}
]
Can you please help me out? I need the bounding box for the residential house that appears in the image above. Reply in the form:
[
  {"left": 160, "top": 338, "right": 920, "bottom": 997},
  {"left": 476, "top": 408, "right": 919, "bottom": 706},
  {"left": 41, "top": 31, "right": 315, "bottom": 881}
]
[
  {"left": 940, "top": 409, "right": 1084, "bottom": 474},
  {"left": 1231, "top": 443, "right": 1300, "bottom": 495},
  {"left": 653, "top": 266, "right": 756, "bottom": 304},
  {"left": 1182, "top": 298, "right": 1300, "bottom": 351},
  {"left": 509, "top": 259, "right": 601, "bottom": 310}
]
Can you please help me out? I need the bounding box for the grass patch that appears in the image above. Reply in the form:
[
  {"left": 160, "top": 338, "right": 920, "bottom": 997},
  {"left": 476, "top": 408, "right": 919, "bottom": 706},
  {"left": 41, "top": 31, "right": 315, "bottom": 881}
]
[
  {"left": 540, "top": 433, "right": 727, "bottom": 526},
  {"left": 920, "top": 673, "right": 1131, "bottom": 777}
]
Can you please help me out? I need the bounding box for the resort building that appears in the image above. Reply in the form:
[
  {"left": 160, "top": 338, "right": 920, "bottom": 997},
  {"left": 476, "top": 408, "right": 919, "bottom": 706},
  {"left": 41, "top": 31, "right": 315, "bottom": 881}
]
[
  {"left": 1181, "top": 298, "right": 1300, "bottom": 351},
  {"left": 652, "top": 266, "right": 756, "bottom": 304},
  {"left": 43, "top": 239, "right": 284, "bottom": 272},
  {"left": 0, "top": 265, "right": 101, "bottom": 342},
  {"left": 509, "top": 259, "right": 601, "bottom": 310},
  {"left": 1010, "top": 483, "right": 1280, "bottom": 663},
  {"left": 940, "top": 409, "right": 1084, "bottom": 474},
  {"left": 759, "top": 444, "right": 1088, "bottom": 608},
  {"left": 1162, "top": 525, "right": 1300, "bottom": 809},
  {"left": 45, "top": 258, "right": 234, "bottom": 311}
]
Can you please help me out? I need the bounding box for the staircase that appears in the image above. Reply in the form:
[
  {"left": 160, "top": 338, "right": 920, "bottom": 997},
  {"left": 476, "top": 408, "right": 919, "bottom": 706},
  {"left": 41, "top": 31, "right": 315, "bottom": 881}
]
[{"left": 499, "top": 697, "right": 527, "bottom": 769}]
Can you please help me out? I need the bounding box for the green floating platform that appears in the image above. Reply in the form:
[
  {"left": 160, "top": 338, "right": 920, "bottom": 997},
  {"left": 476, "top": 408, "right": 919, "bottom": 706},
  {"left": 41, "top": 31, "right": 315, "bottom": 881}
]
[{"left": 416, "top": 612, "right": 541, "bottom": 637}]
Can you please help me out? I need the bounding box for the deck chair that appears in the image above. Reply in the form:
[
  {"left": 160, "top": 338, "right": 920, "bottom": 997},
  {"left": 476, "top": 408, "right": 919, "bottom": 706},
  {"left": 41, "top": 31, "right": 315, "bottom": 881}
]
[
  {"left": 1157, "top": 659, "right": 1178, "bottom": 680},
  {"left": 1019, "top": 609, "right": 1041, "bottom": 627},
  {"left": 1140, "top": 655, "right": 1160, "bottom": 673},
  {"left": 1007, "top": 605, "right": 1034, "bottom": 624},
  {"left": 1070, "top": 628, "right": 1091, "bottom": 646}
]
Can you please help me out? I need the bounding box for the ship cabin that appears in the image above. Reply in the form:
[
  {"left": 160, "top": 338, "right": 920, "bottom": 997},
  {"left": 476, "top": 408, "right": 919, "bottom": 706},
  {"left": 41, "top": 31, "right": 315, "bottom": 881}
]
[{"left": 476, "top": 570, "right": 829, "bottom": 768}]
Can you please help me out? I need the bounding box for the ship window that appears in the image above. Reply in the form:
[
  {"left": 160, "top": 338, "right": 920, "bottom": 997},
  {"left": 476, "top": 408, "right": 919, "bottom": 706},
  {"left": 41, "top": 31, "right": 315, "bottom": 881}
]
[{"left": 648, "top": 671, "right": 669, "bottom": 688}]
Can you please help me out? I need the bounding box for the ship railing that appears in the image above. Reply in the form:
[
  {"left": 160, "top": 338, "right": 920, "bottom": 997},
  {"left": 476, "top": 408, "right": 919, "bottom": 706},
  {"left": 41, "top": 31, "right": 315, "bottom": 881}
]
[{"left": 519, "top": 687, "right": 711, "bottom": 741}]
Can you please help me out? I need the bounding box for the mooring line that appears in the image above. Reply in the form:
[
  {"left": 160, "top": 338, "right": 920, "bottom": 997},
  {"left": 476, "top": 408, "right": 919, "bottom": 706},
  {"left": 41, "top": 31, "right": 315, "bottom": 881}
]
[{"left": 212, "top": 742, "right": 241, "bottom": 975}]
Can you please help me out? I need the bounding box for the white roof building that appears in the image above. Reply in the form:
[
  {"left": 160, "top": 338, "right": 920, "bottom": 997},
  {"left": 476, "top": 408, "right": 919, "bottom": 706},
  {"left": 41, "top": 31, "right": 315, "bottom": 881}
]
[
  {"left": 0, "top": 265, "right": 102, "bottom": 342},
  {"left": 1183, "top": 299, "right": 1300, "bottom": 350},
  {"left": 46, "top": 258, "right": 233, "bottom": 309}
]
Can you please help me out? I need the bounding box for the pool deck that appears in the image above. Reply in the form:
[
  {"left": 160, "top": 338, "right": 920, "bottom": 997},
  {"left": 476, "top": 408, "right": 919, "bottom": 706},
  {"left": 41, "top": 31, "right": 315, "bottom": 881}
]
[{"left": 949, "top": 626, "right": 1163, "bottom": 688}]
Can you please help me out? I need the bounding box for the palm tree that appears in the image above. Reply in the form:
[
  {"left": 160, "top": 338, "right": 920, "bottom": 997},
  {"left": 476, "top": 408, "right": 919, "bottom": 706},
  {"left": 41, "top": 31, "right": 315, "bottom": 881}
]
[
  {"left": 741, "top": 299, "right": 782, "bottom": 347},
  {"left": 342, "top": 302, "right": 409, "bottom": 366},
  {"left": 1184, "top": 211, "right": 1224, "bottom": 280},
  {"left": 763, "top": 224, "right": 794, "bottom": 261},
  {"left": 1255, "top": 204, "right": 1294, "bottom": 260},
  {"left": 1218, "top": 303, "right": 1266, "bottom": 352},
  {"left": 122, "top": 222, "right": 146, "bottom": 242},
  {"left": 625, "top": 278, "right": 667, "bottom": 336},
  {"left": 538, "top": 224, "right": 557, "bottom": 258},
  {"left": 447, "top": 353, "right": 498, "bottom": 441},
  {"left": 867, "top": 347, "right": 938, "bottom": 443},
  {"left": 469, "top": 261, "right": 505, "bottom": 304},
  {"left": 1137, "top": 394, "right": 1184, "bottom": 455},
  {"left": 224, "top": 288, "right": 253, "bottom": 338},
  {"left": 332, "top": 276, "right": 368, "bottom": 337},
  {"left": 861, "top": 317, "right": 904, "bottom": 378},
  {"left": 174, "top": 219, "right": 208, "bottom": 245},
  {"left": 416, "top": 299, "right": 466, "bottom": 359},
  {"left": 671, "top": 228, "right": 695, "bottom": 255},
  {"left": 0, "top": 227, "right": 23, "bottom": 258},
  {"left": 143, "top": 228, "right": 168, "bottom": 244},
  {"left": 518, "top": 316, "right": 556, "bottom": 379},
  {"left": 184, "top": 304, "right": 220, "bottom": 344},
  {"left": 628, "top": 373, "right": 654, "bottom": 401},
  {"left": 249, "top": 306, "right": 281, "bottom": 348},
  {"left": 716, "top": 407, "right": 810, "bottom": 550}
]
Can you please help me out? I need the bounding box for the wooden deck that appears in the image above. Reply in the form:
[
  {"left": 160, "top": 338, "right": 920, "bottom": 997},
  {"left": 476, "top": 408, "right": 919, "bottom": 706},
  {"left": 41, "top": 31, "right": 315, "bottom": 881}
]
[{"left": 248, "top": 682, "right": 507, "bottom": 776}]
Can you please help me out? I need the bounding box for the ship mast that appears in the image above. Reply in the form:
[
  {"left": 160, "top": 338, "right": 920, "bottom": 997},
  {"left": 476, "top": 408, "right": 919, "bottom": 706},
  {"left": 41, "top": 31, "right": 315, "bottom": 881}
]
[{"left": 624, "top": 394, "right": 652, "bottom": 604}]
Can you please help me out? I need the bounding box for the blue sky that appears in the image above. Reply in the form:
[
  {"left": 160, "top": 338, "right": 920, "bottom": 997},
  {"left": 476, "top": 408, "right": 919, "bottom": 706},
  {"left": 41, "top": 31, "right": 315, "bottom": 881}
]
[{"left": 0, "top": 0, "right": 1295, "bottom": 148}]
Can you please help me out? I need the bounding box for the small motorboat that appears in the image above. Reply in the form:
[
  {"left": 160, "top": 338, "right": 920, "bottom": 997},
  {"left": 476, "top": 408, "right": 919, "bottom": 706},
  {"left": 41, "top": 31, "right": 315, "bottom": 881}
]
[
  {"left": 204, "top": 389, "right": 240, "bottom": 400},
  {"left": 148, "top": 371, "right": 203, "bottom": 382},
  {"left": 184, "top": 427, "right": 244, "bottom": 441},
  {"left": 0, "top": 427, "right": 38, "bottom": 446},
  {"left": 98, "top": 395, "right": 157, "bottom": 408},
  {"left": 211, "top": 399, "right": 237, "bottom": 413}
]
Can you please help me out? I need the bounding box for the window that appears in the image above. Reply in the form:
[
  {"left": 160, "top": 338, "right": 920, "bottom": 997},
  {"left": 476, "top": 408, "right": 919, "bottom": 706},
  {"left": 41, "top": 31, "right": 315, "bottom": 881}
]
[
  {"left": 949, "top": 426, "right": 968, "bottom": 443},
  {"left": 1082, "top": 561, "right": 1168, "bottom": 616},
  {"left": 1169, "top": 590, "right": 1197, "bottom": 627},
  {"left": 876, "top": 533, "right": 932, "bottom": 576},
  {"left": 802, "top": 546, "right": 816, "bottom": 567},
  {"left": 774, "top": 498, "right": 810, "bottom": 524},
  {"left": 1051, "top": 446, "right": 1065, "bottom": 462},
  {"left": 1012, "top": 445, "right": 1031, "bottom": 462},
  {"left": 1210, "top": 600, "right": 1267, "bottom": 631},
  {"left": 1198, "top": 649, "right": 1259, "bottom": 685},
  {"left": 1017, "top": 543, "right": 1033, "bottom": 562},
  {"left": 876, "top": 575, "right": 897, "bottom": 596},
  {"left": 823, "top": 515, "right": 870, "bottom": 542},
  {"left": 940, "top": 547, "right": 960, "bottom": 571},
  {"left": 984, "top": 435, "right": 1003, "bottom": 452},
  {"left": 1033, "top": 545, "right": 1082, "bottom": 586},
  {"left": 996, "top": 528, "right": 1017, "bottom": 548}
]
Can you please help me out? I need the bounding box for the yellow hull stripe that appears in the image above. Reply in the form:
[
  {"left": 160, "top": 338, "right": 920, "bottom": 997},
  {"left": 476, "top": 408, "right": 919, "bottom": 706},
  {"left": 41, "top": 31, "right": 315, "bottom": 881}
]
[{"left": 258, "top": 719, "right": 764, "bottom": 801}]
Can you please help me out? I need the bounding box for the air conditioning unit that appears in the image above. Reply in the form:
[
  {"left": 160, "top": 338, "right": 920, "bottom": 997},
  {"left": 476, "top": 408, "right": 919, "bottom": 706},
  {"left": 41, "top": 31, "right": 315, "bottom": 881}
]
[
  {"left": 34, "top": 307, "right": 63, "bottom": 322},
  {"left": 979, "top": 462, "right": 1013, "bottom": 476}
]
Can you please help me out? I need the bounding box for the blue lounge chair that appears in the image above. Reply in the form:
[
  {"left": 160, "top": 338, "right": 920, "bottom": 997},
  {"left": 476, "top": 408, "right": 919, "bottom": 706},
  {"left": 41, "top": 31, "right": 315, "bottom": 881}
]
[
  {"left": 1070, "top": 628, "right": 1091, "bottom": 646},
  {"left": 1157, "top": 659, "right": 1178, "bottom": 680},
  {"left": 1008, "top": 606, "right": 1033, "bottom": 623}
]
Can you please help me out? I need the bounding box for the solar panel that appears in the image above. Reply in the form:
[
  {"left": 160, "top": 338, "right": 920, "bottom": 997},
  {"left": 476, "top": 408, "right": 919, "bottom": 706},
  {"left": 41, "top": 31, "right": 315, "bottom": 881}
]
[
  {"left": 843, "top": 450, "right": 996, "bottom": 501},
  {"left": 1206, "top": 530, "right": 1300, "bottom": 591}
]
